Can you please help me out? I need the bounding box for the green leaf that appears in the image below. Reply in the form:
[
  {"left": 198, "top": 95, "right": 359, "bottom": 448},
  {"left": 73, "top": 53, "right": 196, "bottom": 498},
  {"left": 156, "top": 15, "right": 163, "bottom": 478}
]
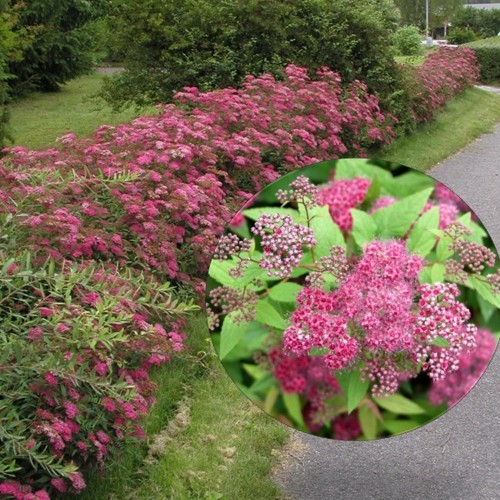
[
  {"left": 242, "top": 363, "right": 266, "bottom": 380},
  {"left": 384, "top": 171, "right": 434, "bottom": 198},
  {"left": 336, "top": 369, "right": 370, "bottom": 414},
  {"left": 334, "top": 159, "right": 394, "bottom": 188},
  {"left": 383, "top": 419, "right": 419, "bottom": 435},
  {"left": 406, "top": 207, "right": 439, "bottom": 257},
  {"left": 268, "top": 282, "right": 303, "bottom": 303},
  {"left": 431, "top": 263, "right": 445, "bottom": 282},
  {"left": 364, "top": 174, "right": 381, "bottom": 204},
  {"left": 372, "top": 188, "right": 433, "bottom": 238},
  {"left": 255, "top": 300, "right": 288, "bottom": 330},
  {"left": 307, "top": 204, "right": 345, "bottom": 257},
  {"left": 478, "top": 293, "right": 496, "bottom": 322},
  {"left": 346, "top": 369, "right": 370, "bottom": 414},
  {"left": 282, "top": 393, "right": 306, "bottom": 427},
  {"left": 208, "top": 257, "right": 268, "bottom": 290},
  {"left": 351, "top": 209, "right": 377, "bottom": 249},
  {"left": 374, "top": 393, "right": 426, "bottom": 415},
  {"left": 358, "top": 405, "right": 378, "bottom": 440},
  {"left": 219, "top": 313, "right": 249, "bottom": 360},
  {"left": 436, "top": 236, "right": 454, "bottom": 262},
  {"left": 432, "top": 336, "right": 450, "bottom": 347},
  {"left": 470, "top": 276, "right": 500, "bottom": 308}
]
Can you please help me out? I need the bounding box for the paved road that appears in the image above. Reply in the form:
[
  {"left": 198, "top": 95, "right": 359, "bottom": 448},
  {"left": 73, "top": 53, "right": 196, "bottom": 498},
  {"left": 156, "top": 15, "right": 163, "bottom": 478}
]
[{"left": 276, "top": 123, "right": 500, "bottom": 500}]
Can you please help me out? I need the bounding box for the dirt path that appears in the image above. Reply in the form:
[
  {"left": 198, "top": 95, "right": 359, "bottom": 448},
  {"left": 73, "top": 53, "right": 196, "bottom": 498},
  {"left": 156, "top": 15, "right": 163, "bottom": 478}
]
[{"left": 275, "top": 123, "right": 500, "bottom": 500}]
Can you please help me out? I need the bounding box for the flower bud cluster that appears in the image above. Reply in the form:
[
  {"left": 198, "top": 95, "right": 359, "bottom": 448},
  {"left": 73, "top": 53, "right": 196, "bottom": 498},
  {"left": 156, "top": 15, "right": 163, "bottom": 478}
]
[
  {"left": 251, "top": 213, "right": 316, "bottom": 278},
  {"left": 306, "top": 245, "right": 349, "bottom": 288},
  {"left": 207, "top": 286, "right": 258, "bottom": 330},
  {"left": 213, "top": 233, "right": 252, "bottom": 260},
  {"left": 276, "top": 175, "right": 319, "bottom": 207},
  {"left": 428, "top": 327, "right": 496, "bottom": 407},
  {"left": 450, "top": 238, "right": 496, "bottom": 273},
  {"left": 414, "top": 283, "right": 477, "bottom": 381}
]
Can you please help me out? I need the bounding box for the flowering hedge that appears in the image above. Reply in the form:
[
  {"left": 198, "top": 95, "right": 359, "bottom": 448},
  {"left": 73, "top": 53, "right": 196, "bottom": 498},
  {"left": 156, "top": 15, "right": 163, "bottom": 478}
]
[
  {"left": 207, "top": 159, "right": 499, "bottom": 439},
  {"left": 0, "top": 48, "right": 481, "bottom": 495},
  {"left": 1, "top": 65, "right": 396, "bottom": 288},
  {"left": 397, "top": 47, "right": 479, "bottom": 126}
]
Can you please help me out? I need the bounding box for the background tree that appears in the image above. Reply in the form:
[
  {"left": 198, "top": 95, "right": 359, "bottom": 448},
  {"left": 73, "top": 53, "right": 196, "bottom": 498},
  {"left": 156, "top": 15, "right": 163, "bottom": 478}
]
[
  {"left": 0, "top": 0, "right": 16, "bottom": 147},
  {"left": 395, "top": 0, "right": 463, "bottom": 34},
  {"left": 97, "top": 0, "right": 401, "bottom": 111},
  {"left": 7, "top": 0, "right": 106, "bottom": 96}
]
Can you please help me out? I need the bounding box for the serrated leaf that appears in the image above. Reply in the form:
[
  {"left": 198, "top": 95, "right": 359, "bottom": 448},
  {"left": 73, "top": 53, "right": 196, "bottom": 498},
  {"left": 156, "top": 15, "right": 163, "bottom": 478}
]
[
  {"left": 219, "top": 313, "right": 249, "bottom": 360},
  {"left": 374, "top": 393, "right": 426, "bottom": 415},
  {"left": 436, "top": 236, "right": 454, "bottom": 262},
  {"left": 282, "top": 393, "right": 306, "bottom": 427},
  {"left": 384, "top": 171, "right": 434, "bottom": 198},
  {"left": 470, "top": 276, "right": 500, "bottom": 308},
  {"left": 351, "top": 209, "right": 377, "bottom": 249},
  {"left": 358, "top": 405, "right": 378, "bottom": 440},
  {"left": 406, "top": 207, "right": 439, "bottom": 257},
  {"left": 255, "top": 300, "right": 288, "bottom": 330},
  {"left": 372, "top": 188, "right": 433, "bottom": 238},
  {"left": 268, "top": 282, "right": 303, "bottom": 303},
  {"left": 208, "top": 258, "right": 268, "bottom": 290}
]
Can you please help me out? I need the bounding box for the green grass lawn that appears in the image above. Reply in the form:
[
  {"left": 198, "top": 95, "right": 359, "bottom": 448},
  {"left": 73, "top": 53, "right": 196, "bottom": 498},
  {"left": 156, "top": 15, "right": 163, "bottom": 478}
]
[
  {"left": 394, "top": 54, "right": 426, "bottom": 65},
  {"left": 8, "top": 71, "right": 500, "bottom": 499},
  {"left": 377, "top": 87, "right": 500, "bottom": 170},
  {"left": 8, "top": 73, "right": 158, "bottom": 150},
  {"left": 68, "top": 314, "right": 288, "bottom": 500}
]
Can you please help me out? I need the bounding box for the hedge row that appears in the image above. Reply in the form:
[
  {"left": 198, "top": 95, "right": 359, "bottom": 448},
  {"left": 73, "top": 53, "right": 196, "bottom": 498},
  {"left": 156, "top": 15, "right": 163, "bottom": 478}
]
[
  {"left": 0, "top": 47, "right": 479, "bottom": 498},
  {"left": 464, "top": 37, "right": 500, "bottom": 83}
]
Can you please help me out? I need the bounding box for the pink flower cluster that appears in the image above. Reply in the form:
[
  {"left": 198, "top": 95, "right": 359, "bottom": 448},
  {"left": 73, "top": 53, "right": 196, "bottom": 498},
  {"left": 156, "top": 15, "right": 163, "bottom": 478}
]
[
  {"left": 316, "top": 177, "right": 371, "bottom": 231},
  {"left": 268, "top": 346, "right": 361, "bottom": 438},
  {"left": 428, "top": 327, "right": 496, "bottom": 407},
  {"left": 0, "top": 65, "right": 397, "bottom": 290},
  {"left": 402, "top": 47, "right": 479, "bottom": 124},
  {"left": 283, "top": 240, "right": 478, "bottom": 397}
]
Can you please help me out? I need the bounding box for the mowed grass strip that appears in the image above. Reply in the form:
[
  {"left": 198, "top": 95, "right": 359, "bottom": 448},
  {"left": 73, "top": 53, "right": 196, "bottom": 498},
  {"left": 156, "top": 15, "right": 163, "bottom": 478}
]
[
  {"left": 8, "top": 73, "right": 158, "bottom": 150},
  {"left": 66, "top": 314, "right": 289, "bottom": 500},
  {"left": 377, "top": 87, "right": 500, "bottom": 171}
]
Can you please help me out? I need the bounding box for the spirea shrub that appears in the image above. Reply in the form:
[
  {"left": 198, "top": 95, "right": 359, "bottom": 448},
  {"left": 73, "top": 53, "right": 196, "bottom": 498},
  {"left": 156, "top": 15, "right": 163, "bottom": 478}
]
[
  {"left": 206, "top": 159, "right": 499, "bottom": 439},
  {"left": 400, "top": 47, "right": 479, "bottom": 123},
  {"left": 1, "top": 65, "right": 396, "bottom": 288},
  {"left": 394, "top": 46, "right": 479, "bottom": 130},
  {"left": 0, "top": 246, "right": 194, "bottom": 497}
]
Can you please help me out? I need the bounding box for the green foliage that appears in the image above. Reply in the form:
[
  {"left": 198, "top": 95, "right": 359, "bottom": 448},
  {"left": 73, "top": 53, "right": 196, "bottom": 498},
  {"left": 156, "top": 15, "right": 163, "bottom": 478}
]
[
  {"left": 447, "top": 27, "right": 477, "bottom": 45},
  {"left": 7, "top": 0, "right": 106, "bottom": 95},
  {"left": 98, "top": 0, "right": 401, "bottom": 110},
  {"left": 452, "top": 6, "right": 500, "bottom": 40},
  {"left": 395, "top": 0, "right": 463, "bottom": 29},
  {"left": 0, "top": 0, "right": 16, "bottom": 147},
  {"left": 393, "top": 25, "right": 423, "bottom": 56},
  {"left": 464, "top": 36, "right": 500, "bottom": 83}
]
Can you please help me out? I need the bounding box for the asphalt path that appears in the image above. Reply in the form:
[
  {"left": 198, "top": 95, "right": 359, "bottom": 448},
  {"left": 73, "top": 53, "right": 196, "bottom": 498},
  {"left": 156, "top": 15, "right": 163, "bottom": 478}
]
[{"left": 276, "top": 122, "right": 500, "bottom": 500}]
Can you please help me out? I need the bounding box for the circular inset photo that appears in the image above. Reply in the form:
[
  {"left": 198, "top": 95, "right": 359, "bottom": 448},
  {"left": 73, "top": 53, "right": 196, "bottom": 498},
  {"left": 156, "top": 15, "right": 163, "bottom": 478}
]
[{"left": 206, "top": 158, "right": 500, "bottom": 440}]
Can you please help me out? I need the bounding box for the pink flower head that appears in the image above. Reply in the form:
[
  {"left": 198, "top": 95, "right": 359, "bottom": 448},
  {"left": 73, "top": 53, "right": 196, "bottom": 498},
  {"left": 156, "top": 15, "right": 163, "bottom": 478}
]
[{"left": 317, "top": 177, "right": 371, "bottom": 231}]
